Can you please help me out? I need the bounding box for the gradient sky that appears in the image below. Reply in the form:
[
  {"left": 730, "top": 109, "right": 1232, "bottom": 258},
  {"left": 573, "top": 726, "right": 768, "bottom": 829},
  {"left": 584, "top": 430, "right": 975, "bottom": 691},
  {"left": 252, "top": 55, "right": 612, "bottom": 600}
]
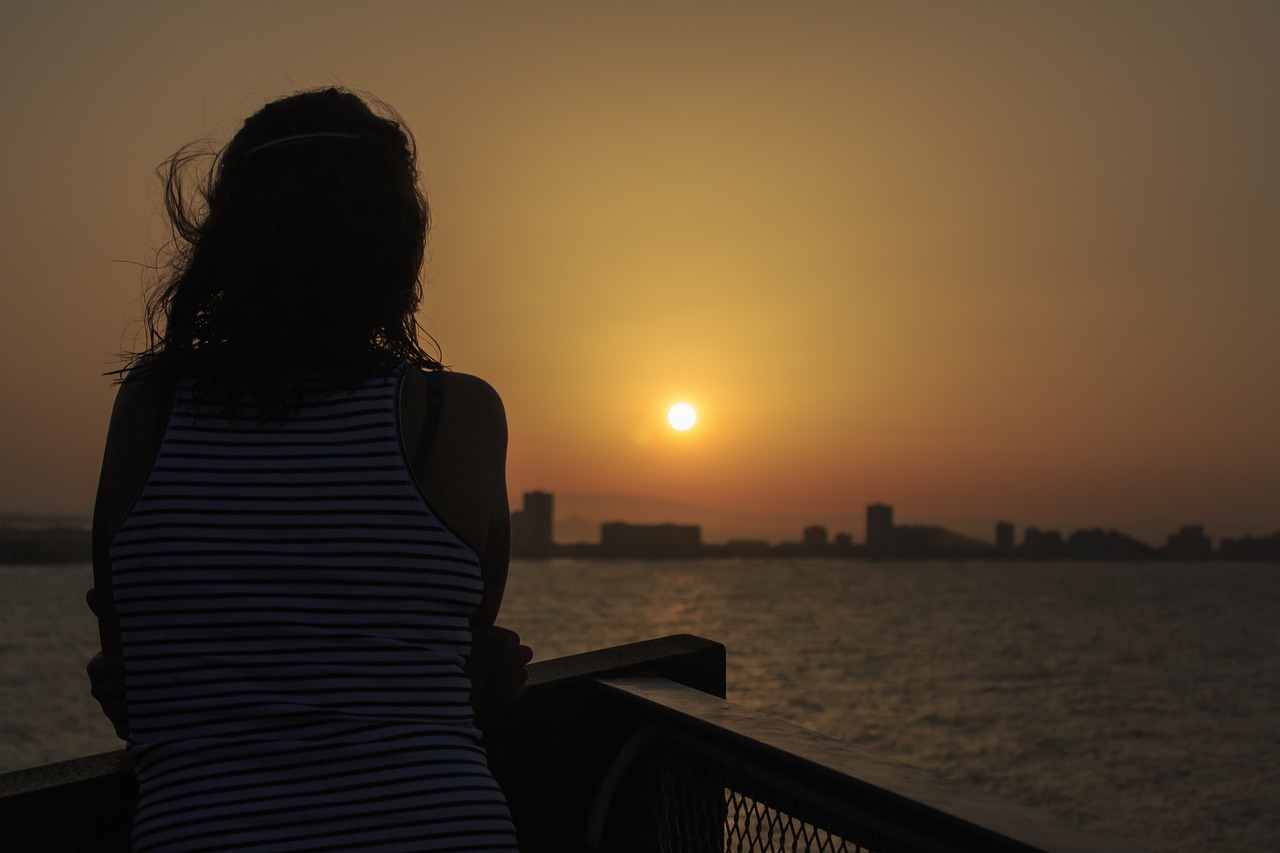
[{"left": 2, "top": 2, "right": 1277, "bottom": 544}]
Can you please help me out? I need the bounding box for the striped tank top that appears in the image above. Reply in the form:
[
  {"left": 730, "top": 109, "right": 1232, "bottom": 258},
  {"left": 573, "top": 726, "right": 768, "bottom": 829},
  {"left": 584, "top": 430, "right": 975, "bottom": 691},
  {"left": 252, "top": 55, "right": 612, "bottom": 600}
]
[{"left": 110, "top": 366, "right": 519, "bottom": 852}]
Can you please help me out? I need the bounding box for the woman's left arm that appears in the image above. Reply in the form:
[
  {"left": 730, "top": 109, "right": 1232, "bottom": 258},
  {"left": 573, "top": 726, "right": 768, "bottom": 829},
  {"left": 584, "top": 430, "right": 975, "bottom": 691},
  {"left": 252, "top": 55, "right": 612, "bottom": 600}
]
[
  {"left": 415, "top": 372, "right": 531, "bottom": 705},
  {"left": 462, "top": 379, "right": 532, "bottom": 704}
]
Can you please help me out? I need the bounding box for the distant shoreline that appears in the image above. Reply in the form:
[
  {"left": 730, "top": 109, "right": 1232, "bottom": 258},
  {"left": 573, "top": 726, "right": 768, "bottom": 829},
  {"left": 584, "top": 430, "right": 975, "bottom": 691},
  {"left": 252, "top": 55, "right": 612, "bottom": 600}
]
[
  {"left": 521, "top": 541, "right": 1280, "bottom": 564},
  {"left": 4, "top": 521, "right": 1275, "bottom": 566},
  {"left": 0, "top": 525, "right": 91, "bottom": 565},
  {"left": 0, "top": 513, "right": 90, "bottom": 530}
]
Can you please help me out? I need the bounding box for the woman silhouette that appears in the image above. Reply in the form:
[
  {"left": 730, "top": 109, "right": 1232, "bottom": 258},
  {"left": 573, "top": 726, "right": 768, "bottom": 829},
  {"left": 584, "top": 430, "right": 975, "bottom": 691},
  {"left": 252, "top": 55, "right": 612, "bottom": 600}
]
[{"left": 88, "top": 88, "right": 528, "bottom": 851}]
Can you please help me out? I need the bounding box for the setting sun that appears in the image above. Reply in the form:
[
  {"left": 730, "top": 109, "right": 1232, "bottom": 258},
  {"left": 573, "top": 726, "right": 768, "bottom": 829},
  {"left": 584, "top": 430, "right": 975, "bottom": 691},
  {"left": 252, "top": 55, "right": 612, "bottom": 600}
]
[{"left": 667, "top": 403, "right": 697, "bottom": 431}]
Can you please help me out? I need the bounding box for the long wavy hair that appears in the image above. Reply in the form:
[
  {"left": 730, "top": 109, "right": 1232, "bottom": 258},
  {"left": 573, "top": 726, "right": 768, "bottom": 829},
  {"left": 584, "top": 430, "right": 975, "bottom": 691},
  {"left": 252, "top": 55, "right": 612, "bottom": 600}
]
[{"left": 124, "top": 88, "right": 440, "bottom": 412}]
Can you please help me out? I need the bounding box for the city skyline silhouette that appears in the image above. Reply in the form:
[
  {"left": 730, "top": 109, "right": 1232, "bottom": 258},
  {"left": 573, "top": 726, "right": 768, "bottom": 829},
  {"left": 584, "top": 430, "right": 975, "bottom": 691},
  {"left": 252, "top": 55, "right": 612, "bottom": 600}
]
[{"left": 507, "top": 491, "right": 1280, "bottom": 562}]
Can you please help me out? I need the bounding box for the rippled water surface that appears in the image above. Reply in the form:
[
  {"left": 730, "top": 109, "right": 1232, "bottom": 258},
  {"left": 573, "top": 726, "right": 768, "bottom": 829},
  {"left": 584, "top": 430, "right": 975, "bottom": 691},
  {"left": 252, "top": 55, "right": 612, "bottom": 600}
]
[
  {"left": 3, "top": 559, "right": 1278, "bottom": 853},
  {"left": 500, "top": 559, "right": 1280, "bottom": 853}
]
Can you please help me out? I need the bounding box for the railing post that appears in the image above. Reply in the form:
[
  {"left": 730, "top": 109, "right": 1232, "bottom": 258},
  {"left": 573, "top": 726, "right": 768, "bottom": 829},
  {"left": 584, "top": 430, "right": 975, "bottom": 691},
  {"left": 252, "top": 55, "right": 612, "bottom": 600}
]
[{"left": 476, "top": 635, "right": 727, "bottom": 853}]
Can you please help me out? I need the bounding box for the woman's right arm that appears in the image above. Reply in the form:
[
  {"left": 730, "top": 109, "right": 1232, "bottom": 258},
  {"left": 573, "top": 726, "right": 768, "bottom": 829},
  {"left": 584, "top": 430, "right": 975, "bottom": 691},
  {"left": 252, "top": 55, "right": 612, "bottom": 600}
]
[{"left": 88, "top": 378, "right": 172, "bottom": 738}]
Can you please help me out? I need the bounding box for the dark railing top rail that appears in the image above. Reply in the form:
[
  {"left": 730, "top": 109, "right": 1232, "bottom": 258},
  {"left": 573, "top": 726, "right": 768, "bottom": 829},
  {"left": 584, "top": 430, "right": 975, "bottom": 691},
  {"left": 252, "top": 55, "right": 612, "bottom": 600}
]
[{"left": 596, "top": 675, "right": 1149, "bottom": 853}]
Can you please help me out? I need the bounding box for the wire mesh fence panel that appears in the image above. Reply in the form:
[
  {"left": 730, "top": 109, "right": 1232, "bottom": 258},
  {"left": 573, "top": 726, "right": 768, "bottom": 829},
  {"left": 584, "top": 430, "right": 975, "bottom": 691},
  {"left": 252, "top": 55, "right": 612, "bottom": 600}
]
[
  {"left": 723, "top": 791, "right": 872, "bottom": 853},
  {"left": 593, "top": 730, "right": 884, "bottom": 853}
]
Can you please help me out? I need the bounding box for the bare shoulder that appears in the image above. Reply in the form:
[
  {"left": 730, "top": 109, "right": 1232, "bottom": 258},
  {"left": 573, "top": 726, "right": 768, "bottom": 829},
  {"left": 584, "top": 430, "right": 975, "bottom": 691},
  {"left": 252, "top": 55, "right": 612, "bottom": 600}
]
[
  {"left": 114, "top": 373, "right": 166, "bottom": 419},
  {"left": 412, "top": 370, "right": 508, "bottom": 560},
  {"left": 438, "top": 372, "right": 505, "bottom": 417},
  {"left": 104, "top": 376, "right": 173, "bottom": 468},
  {"left": 435, "top": 372, "right": 507, "bottom": 445},
  {"left": 96, "top": 373, "right": 177, "bottom": 549}
]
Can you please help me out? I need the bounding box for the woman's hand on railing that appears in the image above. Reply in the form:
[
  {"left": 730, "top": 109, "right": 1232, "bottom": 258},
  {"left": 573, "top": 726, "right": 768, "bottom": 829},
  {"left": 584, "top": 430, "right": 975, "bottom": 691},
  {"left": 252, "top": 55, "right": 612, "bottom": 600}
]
[
  {"left": 467, "top": 624, "right": 533, "bottom": 707},
  {"left": 86, "top": 651, "right": 129, "bottom": 740}
]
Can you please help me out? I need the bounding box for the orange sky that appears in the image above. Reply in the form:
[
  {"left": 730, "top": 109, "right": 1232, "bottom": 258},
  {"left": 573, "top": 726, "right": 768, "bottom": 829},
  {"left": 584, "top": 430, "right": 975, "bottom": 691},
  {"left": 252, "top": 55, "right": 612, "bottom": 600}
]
[{"left": 2, "top": 2, "right": 1277, "bottom": 544}]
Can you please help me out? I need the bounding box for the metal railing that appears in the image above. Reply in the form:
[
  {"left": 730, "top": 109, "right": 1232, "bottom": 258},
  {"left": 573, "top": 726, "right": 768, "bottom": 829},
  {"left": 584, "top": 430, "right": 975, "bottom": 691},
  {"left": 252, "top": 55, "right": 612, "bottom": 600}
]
[{"left": 584, "top": 676, "right": 1148, "bottom": 853}]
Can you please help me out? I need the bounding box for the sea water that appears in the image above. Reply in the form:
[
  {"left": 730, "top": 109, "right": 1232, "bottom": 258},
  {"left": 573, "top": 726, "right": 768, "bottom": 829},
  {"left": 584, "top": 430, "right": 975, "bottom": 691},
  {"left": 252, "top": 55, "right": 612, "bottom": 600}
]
[{"left": 2, "top": 559, "right": 1277, "bottom": 853}]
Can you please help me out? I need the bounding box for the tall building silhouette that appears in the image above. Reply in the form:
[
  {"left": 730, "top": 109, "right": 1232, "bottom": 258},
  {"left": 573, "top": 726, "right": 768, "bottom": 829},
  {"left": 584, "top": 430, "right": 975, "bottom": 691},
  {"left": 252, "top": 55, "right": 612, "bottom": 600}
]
[
  {"left": 866, "top": 503, "right": 894, "bottom": 558},
  {"left": 511, "top": 490, "right": 554, "bottom": 558},
  {"left": 803, "top": 525, "right": 828, "bottom": 554},
  {"left": 996, "top": 521, "right": 1015, "bottom": 551}
]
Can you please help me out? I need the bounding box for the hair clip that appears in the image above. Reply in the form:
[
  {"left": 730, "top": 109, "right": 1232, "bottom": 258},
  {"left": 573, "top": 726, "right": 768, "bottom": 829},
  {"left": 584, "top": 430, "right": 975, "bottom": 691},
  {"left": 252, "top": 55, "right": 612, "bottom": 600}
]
[{"left": 246, "top": 132, "right": 361, "bottom": 156}]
